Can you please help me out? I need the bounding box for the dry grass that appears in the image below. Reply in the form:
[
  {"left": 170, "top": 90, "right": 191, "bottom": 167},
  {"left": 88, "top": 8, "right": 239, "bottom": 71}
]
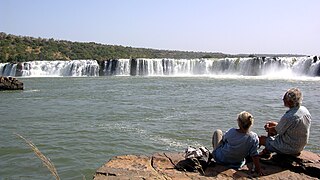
[{"left": 15, "top": 133, "right": 60, "bottom": 180}]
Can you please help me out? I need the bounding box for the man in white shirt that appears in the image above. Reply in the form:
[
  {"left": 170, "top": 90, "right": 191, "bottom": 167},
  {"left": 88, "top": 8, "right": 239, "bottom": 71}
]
[{"left": 259, "top": 88, "right": 312, "bottom": 155}]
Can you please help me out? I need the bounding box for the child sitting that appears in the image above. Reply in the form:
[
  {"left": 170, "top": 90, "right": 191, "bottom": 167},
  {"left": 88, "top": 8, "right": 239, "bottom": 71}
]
[{"left": 212, "top": 111, "right": 262, "bottom": 175}]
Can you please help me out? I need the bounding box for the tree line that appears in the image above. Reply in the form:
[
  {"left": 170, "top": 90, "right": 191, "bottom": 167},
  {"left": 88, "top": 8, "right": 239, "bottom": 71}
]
[{"left": 0, "top": 32, "right": 230, "bottom": 63}]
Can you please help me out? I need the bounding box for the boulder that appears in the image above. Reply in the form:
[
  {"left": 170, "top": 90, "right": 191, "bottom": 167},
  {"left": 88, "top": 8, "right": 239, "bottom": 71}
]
[
  {"left": 0, "top": 76, "right": 24, "bottom": 91},
  {"left": 94, "top": 150, "right": 320, "bottom": 179}
]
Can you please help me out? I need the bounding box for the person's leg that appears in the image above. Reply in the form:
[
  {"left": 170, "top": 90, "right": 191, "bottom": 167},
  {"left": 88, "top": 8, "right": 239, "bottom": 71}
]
[
  {"left": 259, "top": 136, "right": 277, "bottom": 159},
  {"left": 212, "top": 129, "right": 223, "bottom": 150}
]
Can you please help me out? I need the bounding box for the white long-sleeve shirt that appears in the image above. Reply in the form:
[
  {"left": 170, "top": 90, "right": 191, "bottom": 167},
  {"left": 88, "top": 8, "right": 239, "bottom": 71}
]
[{"left": 270, "top": 106, "right": 311, "bottom": 154}]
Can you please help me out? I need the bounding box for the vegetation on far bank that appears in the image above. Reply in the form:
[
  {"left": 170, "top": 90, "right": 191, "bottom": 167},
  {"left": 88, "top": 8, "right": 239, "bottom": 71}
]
[
  {"left": 0, "top": 32, "right": 307, "bottom": 63},
  {"left": 0, "top": 32, "right": 230, "bottom": 63}
]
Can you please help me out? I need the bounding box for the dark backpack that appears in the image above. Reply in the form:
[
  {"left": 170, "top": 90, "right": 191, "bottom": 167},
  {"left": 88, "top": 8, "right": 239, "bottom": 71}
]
[{"left": 176, "top": 146, "right": 212, "bottom": 174}]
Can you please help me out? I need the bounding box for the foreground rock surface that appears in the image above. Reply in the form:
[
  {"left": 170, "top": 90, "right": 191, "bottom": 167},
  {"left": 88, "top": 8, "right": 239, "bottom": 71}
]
[
  {"left": 0, "top": 76, "right": 23, "bottom": 91},
  {"left": 94, "top": 150, "right": 320, "bottom": 179}
]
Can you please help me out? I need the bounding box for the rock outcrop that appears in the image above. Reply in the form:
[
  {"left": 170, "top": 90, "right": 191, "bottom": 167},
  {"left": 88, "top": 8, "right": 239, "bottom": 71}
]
[
  {"left": 0, "top": 76, "right": 24, "bottom": 91},
  {"left": 94, "top": 150, "right": 320, "bottom": 179}
]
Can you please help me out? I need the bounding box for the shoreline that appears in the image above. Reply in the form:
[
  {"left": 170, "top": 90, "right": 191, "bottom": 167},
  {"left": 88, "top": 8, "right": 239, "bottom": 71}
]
[{"left": 94, "top": 150, "right": 320, "bottom": 179}]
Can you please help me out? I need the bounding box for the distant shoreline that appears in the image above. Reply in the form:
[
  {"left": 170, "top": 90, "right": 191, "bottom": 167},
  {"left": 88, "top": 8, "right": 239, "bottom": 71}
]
[{"left": 0, "top": 32, "right": 309, "bottom": 63}]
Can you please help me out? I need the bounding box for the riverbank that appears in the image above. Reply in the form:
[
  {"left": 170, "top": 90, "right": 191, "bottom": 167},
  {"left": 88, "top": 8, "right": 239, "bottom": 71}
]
[{"left": 94, "top": 150, "right": 320, "bottom": 179}]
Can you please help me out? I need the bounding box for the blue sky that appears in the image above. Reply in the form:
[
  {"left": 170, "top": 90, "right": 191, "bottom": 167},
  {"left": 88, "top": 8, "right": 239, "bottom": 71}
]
[{"left": 1, "top": 0, "right": 319, "bottom": 55}]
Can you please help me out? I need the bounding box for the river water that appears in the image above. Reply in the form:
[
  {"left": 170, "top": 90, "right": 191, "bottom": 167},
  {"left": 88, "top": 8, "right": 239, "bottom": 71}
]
[{"left": 0, "top": 76, "right": 319, "bottom": 179}]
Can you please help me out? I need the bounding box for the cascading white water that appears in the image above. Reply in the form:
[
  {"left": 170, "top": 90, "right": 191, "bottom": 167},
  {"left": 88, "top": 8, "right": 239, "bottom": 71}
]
[
  {"left": 104, "top": 56, "right": 320, "bottom": 77},
  {"left": 1, "top": 57, "right": 319, "bottom": 77},
  {"left": 0, "top": 63, "right": 17, "bottom": 76},
  {"left": 135, "top": 59, "right": 164, "bottom": 75},
  {"left": 0, "top": 60, "right": 99, "bottom": 77},
  {"left": 103, "top": 59, "right": 131, "bottom": 76}
]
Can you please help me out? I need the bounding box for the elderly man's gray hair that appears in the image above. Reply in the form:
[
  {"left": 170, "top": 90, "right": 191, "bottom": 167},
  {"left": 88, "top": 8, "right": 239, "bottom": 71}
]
[{"left": 285, "top": 88, "right": 303, "bottom": 107}]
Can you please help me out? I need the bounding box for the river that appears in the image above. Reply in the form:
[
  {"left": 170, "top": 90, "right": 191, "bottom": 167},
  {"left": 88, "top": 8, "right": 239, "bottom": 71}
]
[{"left": 0, "top": 76, "right": 319, "bottom": 179}]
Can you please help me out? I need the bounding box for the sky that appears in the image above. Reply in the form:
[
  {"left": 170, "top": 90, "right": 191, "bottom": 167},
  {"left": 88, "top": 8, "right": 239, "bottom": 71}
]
[{"left": 1, "top": 0, "right": 319, "bottom": 55}]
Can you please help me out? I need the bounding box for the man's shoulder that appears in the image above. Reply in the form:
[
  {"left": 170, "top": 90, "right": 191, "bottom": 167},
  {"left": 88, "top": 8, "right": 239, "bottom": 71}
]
[
  {"left": 282, "top": 107, "right": 299, "bottom": 120},
  {"left": 299, "top": 106, "right": 311, "bottom": 114}
]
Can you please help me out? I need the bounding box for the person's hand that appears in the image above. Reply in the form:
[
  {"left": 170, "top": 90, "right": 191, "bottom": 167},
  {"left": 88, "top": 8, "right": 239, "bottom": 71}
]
[
  {"left": 264, "top": 121, "right": 277, "bottom": 135},
  {"left": 264, "top": 121, "right": 277, "bottom": 129}
]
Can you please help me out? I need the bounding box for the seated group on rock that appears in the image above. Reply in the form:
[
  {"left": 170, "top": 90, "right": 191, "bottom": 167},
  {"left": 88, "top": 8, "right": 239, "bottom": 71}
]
[{"left": 211, "top": 88, "right": 312, "bottom": 176}]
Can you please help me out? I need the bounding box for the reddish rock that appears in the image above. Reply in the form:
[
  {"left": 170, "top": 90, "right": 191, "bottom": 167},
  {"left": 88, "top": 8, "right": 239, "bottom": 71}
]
[{"left": 94, "top": 150, "right": 320, "bottom": 179}]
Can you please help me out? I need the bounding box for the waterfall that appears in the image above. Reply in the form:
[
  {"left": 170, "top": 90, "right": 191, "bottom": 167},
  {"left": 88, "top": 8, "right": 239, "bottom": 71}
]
[
  {"left": 0, "top": 60, "right": 99, "bottom": 77},
  {"left": 0, "top": 63, "right": 17, "bottom": 76},
  {"left": 103, "top": 56, "right": 320, "bottom": 77},
  {"left": 1, "top": 56, "right": 319, "bottom": 77},
  {"left": 103, "top": 59, "right": 131, "bottom": 76}
]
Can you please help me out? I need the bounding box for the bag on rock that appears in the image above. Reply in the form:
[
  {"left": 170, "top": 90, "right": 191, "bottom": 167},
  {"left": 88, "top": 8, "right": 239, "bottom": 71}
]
[{"left": 176, "top": 146, "right": 212, "bottom": 174}]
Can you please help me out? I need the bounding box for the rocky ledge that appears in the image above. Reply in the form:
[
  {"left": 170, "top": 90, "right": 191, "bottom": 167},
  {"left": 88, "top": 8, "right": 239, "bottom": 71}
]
[
  {"left": 0, "top": 76, "right": 23, "bottom": 91},
  {"left": 94, "top": 150, "right": 320, "bottom": 179}
]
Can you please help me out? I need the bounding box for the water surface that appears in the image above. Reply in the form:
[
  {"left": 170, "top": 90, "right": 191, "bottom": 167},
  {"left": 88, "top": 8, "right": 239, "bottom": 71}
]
[{"left": 1, "top": 76, "right": 319, "bottom": 179}]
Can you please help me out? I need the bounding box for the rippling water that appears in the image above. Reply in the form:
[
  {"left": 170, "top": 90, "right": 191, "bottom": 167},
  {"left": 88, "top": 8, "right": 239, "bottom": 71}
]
[{"left": 1, "top": 76, "right": 319, "bottom": 179}]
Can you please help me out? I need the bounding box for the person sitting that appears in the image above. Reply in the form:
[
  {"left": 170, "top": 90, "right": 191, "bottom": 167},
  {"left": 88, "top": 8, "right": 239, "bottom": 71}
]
[
  {"left": 259, "top": 88, "right": 312, "bottom": 157},
  {"left": 212, "top": 111, "right": 262, "bottom": 175}
]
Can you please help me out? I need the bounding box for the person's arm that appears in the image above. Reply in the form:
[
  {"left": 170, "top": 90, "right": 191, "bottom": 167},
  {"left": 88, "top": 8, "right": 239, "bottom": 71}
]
[{"left": 252, "top": 155, "right": 263, "bottom": 176}]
